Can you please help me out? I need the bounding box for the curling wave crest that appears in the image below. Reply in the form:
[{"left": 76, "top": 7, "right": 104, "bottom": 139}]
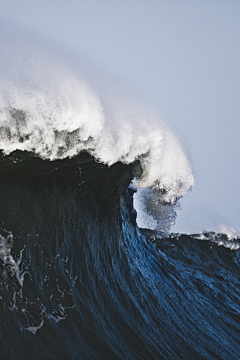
[{"left": 0, "top": 33, "right": 194, "bottom": 213}]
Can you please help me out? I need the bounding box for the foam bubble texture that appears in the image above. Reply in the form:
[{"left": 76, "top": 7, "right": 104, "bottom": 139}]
[{"left": 0, "top": 33, "right": 194, "bottom": 205}]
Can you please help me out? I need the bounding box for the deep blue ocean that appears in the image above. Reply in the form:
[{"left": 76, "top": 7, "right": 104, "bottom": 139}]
[
  {"left": 0, "top": 34, "right": 239, "bottom": 358},
  {"left": 0, "top": 146, "right": 240, "bottom": 360}
]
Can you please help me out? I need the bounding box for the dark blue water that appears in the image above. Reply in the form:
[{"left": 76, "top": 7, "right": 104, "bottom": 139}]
[{"left": 0, "top": 149, "right": 239, "bottom": 360}]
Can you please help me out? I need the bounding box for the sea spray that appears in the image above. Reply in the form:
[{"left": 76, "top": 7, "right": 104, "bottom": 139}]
[{"left": 0, "top": 32, "right": 194, "bottom": 235}]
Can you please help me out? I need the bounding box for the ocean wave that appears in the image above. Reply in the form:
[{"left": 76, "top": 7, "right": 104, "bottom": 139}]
[
  {"left": 1, "top": 30, "right": 240, "bottom": 360},
  {"left": 0, "top": 150, "right": 239, "bottom": 359},
  {"left": 0, "top": 31, "right": 194, "bottom": 212}
]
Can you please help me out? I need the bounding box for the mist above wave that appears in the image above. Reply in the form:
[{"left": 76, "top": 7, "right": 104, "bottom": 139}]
[{"left": 0, "top": 30, "right": 194, "bottom": 206}]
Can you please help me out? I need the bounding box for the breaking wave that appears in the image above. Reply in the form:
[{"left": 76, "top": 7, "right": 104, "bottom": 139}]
[{"left": 0, "top": 29, "right": 239, "bottom": 360}]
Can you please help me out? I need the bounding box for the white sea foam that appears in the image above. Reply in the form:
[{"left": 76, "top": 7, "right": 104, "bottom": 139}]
[
  {"left": 218, "top": 225, "right": 238, "bottom": 241},
  {"left": 24, "top": 320, "right": 44, "bottom": 335},
  {"left": 0, "top": 32, "right": 194, "bottom": 229},
  {"left": 0, "top": 233, "right": 26, "bottom": 286},
  {"left": 194, "top": 229, "right": 240, "bottom": 250}
]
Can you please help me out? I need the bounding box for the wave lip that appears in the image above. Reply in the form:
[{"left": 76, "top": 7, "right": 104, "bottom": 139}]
[
  {"left": 0, "top": 103, "right": 194, "bottom": 198},
  {"left": 0, "top": 32, "right": 194, "bottom": 219},
  {"left": 0, "top": 102, "right": 194, "bottom": 234}
]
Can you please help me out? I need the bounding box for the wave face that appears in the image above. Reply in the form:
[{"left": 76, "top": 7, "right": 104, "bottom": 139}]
[
  {"left": 0, "top": 34, "right": 240, "bottom": 359},
  {"left": 0, "top": 151, "right": 240, "bottom": 360}
]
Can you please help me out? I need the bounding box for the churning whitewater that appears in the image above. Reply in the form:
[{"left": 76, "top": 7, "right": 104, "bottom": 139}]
[
  {"left": 0, "top": 30, "right": 194, "bottom": 204},
  {"left": 0, "top": 31, "right": 240, "bottom": 360}
]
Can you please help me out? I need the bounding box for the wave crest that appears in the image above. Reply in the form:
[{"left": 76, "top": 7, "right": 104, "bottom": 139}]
[{"left": 0, "top": 33, "right": 194, "bottom": 217}]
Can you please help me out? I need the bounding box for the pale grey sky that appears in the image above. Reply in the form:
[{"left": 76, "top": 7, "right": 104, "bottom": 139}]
[{"left": 1, "top": 0, "right": 240, "bottom": 233}]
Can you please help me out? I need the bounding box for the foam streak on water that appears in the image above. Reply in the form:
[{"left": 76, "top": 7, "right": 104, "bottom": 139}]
[{"left": 0, "top": 233, "right": 26, "bottom": 287}]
